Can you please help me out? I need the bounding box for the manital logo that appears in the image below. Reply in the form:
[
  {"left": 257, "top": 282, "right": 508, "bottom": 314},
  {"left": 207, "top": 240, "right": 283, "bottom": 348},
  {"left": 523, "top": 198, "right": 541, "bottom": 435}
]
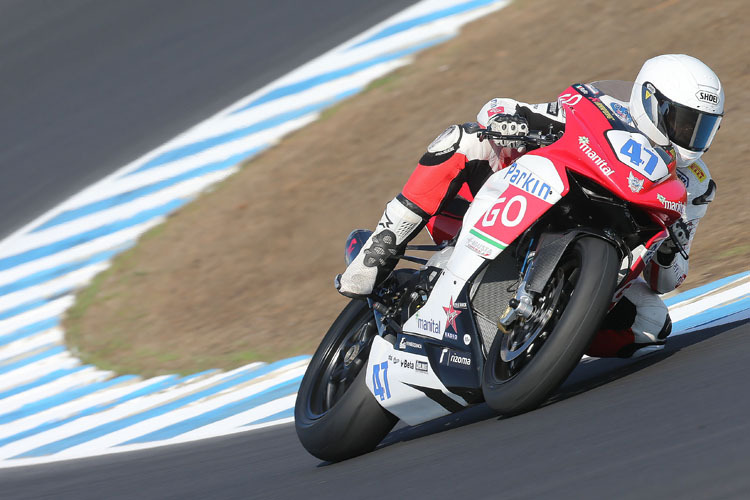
[
  {"left": 578, "top": 136, "right": 614, "bottom": 176},
  {"left": 416, "top": 314, "right": 441, "bottom": 335},
  {"left": 657, "top": 194, "right": 686, "bottom": 216}
]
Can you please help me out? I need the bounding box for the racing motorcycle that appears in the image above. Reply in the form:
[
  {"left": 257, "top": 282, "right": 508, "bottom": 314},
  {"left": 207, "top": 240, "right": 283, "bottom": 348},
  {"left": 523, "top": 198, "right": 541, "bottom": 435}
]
[{"left": 294, "top": 81, "right": 687, "bottom": 462}]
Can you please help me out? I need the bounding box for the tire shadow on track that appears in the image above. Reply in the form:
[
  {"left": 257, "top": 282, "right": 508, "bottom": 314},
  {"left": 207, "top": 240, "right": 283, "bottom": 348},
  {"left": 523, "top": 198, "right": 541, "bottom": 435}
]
[{"left": 372, "top": 319, "right": 749, "bottom": 454}]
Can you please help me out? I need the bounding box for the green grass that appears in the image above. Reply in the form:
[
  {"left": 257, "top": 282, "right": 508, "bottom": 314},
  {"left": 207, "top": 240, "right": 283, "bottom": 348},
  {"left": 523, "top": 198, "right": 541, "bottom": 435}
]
[
  {"left": 363, "top": 72, "right": 402, "bottom": 92},
  {"left": 717, "top": 244, "right": 750, "bottom": 259}
]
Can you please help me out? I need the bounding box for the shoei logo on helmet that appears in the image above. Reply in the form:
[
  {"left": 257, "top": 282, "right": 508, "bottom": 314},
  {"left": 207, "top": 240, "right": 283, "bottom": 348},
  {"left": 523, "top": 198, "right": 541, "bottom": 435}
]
[{"left": 696, "top": 90, "right": 719, "bottom": 105}]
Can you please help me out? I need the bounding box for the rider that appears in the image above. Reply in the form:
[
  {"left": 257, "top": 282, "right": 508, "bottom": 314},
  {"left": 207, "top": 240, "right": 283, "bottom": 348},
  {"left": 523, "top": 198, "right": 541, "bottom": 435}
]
[{"left": 337, "top": 54, "right": 723, "bottom": 358}]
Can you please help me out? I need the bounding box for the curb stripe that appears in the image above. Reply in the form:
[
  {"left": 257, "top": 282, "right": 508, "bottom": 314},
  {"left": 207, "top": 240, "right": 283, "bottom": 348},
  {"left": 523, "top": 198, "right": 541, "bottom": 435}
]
[
  {"left": 0, "top": 199, "right": 185, "bottom": 272},
  {"left": 231, "top": 38, "right": 447, "bottom": 114},
  {"left": 0, "top": 317, "right": 58, "bottom": 347},
  {"left": 673, "top": 295, "right": 750, "bottom": 332},
  {"left": 245, "top": 406, "right": 294, "bottom": 426},
  {"left": 121, "top": 376, "right": 302, "bottom": 444},
  {"left": 0, "top": 297, "right": 56, "bottom": 321},
  {"left": 0, "top": 375, "right": 182, "bottom": 447},
  {"left": 663, "top": 271, "right": 750, "bottom": 306},
  {"left": 0, "top": 249, "right": 120, "bottom": 299},
  {"left": 15, "top": 357, "right": 307, "bottom": 457},
  {"left": 131, "top": 92, "right": 358, "bottom": 174},
  {"left": 0, "top": 366, "right": 87, "bottom": 400},
  {"left": 350, "top": 0, "right": 499, "bottom": 50},
  {"left": 0, "top": 345, "right": 65, "bottom": 376},
  {"left": 32, "top": 149, "right": 264, "bottom": 233},
  {"left": 0, "top": 374, "right": 137, "bottom": 425}
]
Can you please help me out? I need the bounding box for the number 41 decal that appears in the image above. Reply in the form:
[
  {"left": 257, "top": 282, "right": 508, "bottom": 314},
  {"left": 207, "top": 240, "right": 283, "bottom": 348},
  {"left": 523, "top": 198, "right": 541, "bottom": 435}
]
[
  {"left": 372, "top": 361, "right": 391, "bottom": 401},
  {"left": 620, "top": 138, "right": 658, "bottom": 175},
  {"left": 609, "top": 131, "right": 668, "bottom": 182}
]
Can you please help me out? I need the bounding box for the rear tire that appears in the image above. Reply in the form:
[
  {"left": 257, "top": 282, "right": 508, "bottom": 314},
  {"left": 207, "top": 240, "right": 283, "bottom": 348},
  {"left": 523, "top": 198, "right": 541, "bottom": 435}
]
[
  {"left": 295, "top": 299, "right": 397, "bottom": 462},
  {"left": 482, "top": 236, "right": 619, "bottom": 415}
]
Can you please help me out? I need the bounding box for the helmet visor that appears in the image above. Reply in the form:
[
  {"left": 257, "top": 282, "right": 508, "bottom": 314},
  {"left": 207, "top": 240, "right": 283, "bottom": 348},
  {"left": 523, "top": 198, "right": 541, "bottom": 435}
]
[
  {"left": 641, "top": 82, "right": 722, "bottom": 152},
  {"left": 664, "top": 103, "right": 722, "bottom": 152}
]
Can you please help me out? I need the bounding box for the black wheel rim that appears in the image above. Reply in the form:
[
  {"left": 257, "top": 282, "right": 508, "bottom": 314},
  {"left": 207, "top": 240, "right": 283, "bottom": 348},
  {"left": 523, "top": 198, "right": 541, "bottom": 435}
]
[
  {"left": 493, "top": 250, "right": 582, "bottom": 382},
  {"left": 307, "top": 310, "right": 376, "bottom": 417}
]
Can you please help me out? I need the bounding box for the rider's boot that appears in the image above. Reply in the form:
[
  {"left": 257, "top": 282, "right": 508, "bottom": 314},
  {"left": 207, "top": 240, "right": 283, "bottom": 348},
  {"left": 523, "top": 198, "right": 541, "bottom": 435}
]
[
  {"left": 586, "top": 279, "right": 672, "bottom": 358},
  {"left": 336, "top": 195, "right": 427, "bottom": 298}
]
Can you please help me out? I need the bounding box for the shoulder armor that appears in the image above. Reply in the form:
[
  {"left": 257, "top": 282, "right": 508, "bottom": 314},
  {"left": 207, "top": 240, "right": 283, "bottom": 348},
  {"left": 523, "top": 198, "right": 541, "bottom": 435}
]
[{"left": 426, "top": 124, "right": 462, "bottom": 155}]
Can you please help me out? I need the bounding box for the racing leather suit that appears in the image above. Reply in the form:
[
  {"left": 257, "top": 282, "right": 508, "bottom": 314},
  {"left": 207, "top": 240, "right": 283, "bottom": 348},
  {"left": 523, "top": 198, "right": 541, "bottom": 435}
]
[{"left": 339, "top": 91, "right": 716, "bottom": 358}]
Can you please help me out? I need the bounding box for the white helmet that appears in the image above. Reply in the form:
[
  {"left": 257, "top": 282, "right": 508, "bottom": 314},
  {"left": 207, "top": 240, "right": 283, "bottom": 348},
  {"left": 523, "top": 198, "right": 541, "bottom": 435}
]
[{"left": 629, "top": 54, "right": 724, "bottom": 167}]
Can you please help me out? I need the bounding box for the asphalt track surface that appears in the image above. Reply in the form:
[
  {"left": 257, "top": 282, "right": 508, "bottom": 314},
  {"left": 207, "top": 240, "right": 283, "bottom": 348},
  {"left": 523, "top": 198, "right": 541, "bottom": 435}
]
[
  {"left": 2, "top": 320, "right": 748, "bottom": 499},
  {"left": 0, "top": 0, "right": 416, "bottom": 239}
]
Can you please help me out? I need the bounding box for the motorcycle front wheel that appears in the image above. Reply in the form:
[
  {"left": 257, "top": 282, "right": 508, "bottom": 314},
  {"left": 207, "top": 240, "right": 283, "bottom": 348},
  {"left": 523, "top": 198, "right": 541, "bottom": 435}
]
[
  {"left": 482, "top": 236, "right": 620, "bottom": 416},
  {"left": 295, "top": 299, "right": 397, "bottom": 462}
]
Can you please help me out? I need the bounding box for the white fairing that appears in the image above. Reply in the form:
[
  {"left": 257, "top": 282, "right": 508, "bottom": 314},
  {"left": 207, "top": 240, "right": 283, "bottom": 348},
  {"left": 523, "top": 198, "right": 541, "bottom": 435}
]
[
  {"left": 401, "top": 155, "right": 564, "bottom": 342},
  {"left": 365, "top": 336, "right": 467, "bottom": 425},
  {"left": 390, "top": 155, "right": 564, "bottom": 422}
]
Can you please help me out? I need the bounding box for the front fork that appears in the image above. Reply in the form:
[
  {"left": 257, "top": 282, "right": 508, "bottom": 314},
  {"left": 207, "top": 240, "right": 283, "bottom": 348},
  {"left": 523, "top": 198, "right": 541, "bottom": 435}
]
[
  {"left": 369, "top": 298, "right": 390, "bottom": 337},
  {"left": 497, "top": 228, "right": 638, "bottom": 332}
]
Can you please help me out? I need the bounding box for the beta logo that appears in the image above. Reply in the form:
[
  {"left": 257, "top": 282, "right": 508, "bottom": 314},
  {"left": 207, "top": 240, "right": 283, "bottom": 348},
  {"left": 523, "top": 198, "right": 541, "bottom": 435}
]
[
  {"left": 696, "top": 90, "right": 719, "bottom": 105},
  {"left": 399, "top": 359, "right": 415, "bottom": 370}
]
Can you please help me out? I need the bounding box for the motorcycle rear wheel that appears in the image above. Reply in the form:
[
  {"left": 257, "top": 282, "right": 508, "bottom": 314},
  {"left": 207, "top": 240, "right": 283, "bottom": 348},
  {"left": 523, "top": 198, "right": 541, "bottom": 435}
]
[
  {"left": 295, "top": 299, "right": 397, "bottom": 462},
  {"left": 482, "top": 236, "right": 619, "bottom": 415}
]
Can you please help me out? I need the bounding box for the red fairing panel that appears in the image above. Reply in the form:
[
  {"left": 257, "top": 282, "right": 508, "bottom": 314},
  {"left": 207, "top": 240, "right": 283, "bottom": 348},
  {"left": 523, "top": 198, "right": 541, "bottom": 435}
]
[{"left": 548, "top": 84, "right": 687, "bottom": 227}]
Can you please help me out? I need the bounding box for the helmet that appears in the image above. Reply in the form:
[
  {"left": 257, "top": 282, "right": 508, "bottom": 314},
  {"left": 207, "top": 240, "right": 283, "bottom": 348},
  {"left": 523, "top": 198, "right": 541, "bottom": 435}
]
[{"left": 629, "top": 54, "right": 724, "bottom": 167}]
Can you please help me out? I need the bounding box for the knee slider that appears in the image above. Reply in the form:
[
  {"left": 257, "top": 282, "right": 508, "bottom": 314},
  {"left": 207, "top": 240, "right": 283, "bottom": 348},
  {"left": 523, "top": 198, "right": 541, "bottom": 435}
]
[{"left": 658, "top": 315, "right": 672, "bottom": 340}]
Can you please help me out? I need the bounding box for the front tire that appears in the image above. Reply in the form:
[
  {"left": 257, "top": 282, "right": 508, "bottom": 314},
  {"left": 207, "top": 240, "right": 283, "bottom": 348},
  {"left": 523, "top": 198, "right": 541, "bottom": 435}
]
[
  {"left": 295, "top": 299, "right": 397, "bottom": 462},
  {"left": 482, "top": 236, "right": 619, "bottom": 415}
]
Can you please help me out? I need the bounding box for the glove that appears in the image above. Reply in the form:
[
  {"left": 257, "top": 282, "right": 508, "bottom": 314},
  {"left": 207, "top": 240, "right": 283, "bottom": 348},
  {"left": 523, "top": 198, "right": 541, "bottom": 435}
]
[
  {"left": 487, "top": 114, "right": 529, "bottom": 149},
  {"left": 656, "top": 219, "right": 691, "bottom": 265}
]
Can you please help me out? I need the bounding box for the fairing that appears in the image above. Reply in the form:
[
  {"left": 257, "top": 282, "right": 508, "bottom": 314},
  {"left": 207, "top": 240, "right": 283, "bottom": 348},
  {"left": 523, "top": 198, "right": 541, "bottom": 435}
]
[{"left": 549, "top": 83, "right": 687, "bottom": 226}]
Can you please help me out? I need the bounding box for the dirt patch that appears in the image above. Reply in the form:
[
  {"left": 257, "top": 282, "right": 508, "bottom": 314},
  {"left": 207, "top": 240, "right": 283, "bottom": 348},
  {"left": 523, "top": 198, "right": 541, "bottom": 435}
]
[{"left": 64, "top": 0, "right": 750, "bottom": 376}]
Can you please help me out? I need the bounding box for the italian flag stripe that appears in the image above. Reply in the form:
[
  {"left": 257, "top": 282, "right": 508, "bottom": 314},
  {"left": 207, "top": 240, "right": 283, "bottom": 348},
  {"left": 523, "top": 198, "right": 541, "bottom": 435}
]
[{"left": 469, "top": 229, "right": 507, "bottom": 250}]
